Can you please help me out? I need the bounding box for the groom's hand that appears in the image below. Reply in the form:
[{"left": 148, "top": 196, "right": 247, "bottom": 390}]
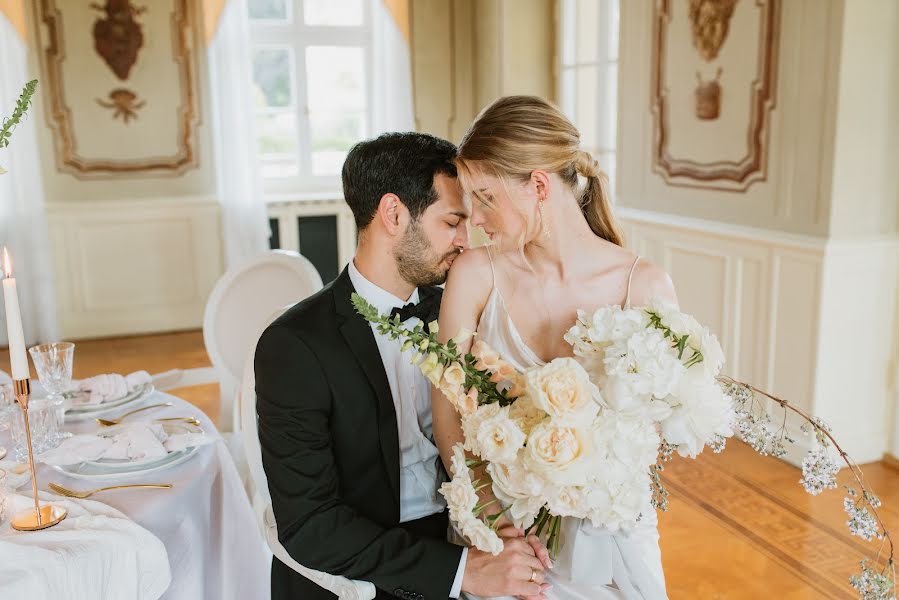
[{"left": 461, "top": 538, "right": 548, "bottom": 599}]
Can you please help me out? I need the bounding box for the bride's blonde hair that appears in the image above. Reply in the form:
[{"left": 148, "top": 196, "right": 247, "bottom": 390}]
[{"left": 456, "top": 95, "right": 623, "bottom": 247}]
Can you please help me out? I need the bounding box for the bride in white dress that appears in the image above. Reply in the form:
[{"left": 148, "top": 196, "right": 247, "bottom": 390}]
[{"left": 433, "top": 96, "right": 677, "bottom": 600}]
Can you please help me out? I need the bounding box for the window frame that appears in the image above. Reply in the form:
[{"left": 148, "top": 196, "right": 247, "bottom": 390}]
[
  {"left": 556, "top": 0, "right": 620, "bottom": 193},
  {"left": 248, "top": 0, "right": 375, "bottom": 198}
]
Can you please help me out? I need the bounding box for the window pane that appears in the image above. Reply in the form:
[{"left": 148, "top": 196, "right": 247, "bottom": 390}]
[
  {"left": 576, "top": 66, "right": 599, "bottom": 151},
  {"left": 304, "top": 0, "right": 363, "bottom": 26},
  {"left": 600, "top": 63, "right": 618, "bottom": 151},
  {"left": 256, "top": 112, "right": 298, "bottom": 155},
  {"left": 559, "top": 0, "right": 576, "bottom": 66},
  {"left": 306, "top": 46, "right": 367, "bottom": 175},
  {"left": 608, "top": 0, "right": 620, "bottom": 61},
  {"left": 560, "top": 68, "right": 576, "bottom": 122},
  {"left": 252, "top": 48, "right": 294, "bottom": 108},
  {"left": 576, "top": 0, "right": 600, "bottom": 63},
  {"left": 248, "top": 0, "right": 289, "bottom": 21}
]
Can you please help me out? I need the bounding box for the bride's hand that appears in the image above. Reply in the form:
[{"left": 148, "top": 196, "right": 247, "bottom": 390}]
[{"left": 497, "top": 525, "right": 553, "bottom": 570}]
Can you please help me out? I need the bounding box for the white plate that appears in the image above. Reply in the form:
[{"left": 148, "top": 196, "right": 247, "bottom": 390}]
[
  {"left": 64, "top": 383, "right": 155, "bottom": 420},
  {"left": 88, "top": 421, "right": 200, "bottom": 468},
  {"left": 0, "top": 458, "right": 32, "bottom": 489},
  {"left": 52, "top": 422, "right": 205, "bottom": 480}
]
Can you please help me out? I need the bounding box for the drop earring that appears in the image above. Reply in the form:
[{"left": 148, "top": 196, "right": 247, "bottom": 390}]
[{"left": 538, "top": 198, "right": 551, "bottom": 237}]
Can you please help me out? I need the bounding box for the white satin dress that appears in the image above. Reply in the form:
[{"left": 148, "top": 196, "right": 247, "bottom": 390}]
[{"left": 463, "top": 252, "right": 669, "bottom": 600}]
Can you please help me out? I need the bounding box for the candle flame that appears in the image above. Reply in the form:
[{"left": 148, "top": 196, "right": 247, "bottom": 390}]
[{"left": 2, "top": 247, "right": 11, "bottom": 278}]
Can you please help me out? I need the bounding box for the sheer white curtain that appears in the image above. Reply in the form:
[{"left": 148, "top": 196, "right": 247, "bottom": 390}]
[
  {"left": 208, "top": 0, "right": 271, "bottom": 269},
  {"left": 0, "top": 14, "right": 59, "bottom": 347},
  {"left": 372, "top": 0, "right": 415, "bottom": 134}
]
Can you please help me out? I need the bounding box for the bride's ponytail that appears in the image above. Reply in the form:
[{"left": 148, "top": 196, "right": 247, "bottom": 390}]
[
  {"left": 575, "top": 150, "right": 624, "bottom": 247},
  {"left": 457, "top": 95, "right": 624, "bottom": 247}
]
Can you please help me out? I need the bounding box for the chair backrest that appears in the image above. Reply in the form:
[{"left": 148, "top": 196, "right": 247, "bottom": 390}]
[
  {"left": 203, "top": 250, "right": 323, "bottom": 431},
  {"left": 240, "top": 307, "right": 377, "bottom": 600}
]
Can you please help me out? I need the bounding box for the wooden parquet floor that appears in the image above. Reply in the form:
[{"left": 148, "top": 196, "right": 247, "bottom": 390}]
[{"left": 3, "top": 331, "right": 896, "bottom": 598}]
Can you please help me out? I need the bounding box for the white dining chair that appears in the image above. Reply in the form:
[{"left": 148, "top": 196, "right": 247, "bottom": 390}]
[
  {"left": 156, "top": 250, "right": 324, "bottom": 434},
  {"left": 239, "top": 306, "right": 377, "bottom": 600}
]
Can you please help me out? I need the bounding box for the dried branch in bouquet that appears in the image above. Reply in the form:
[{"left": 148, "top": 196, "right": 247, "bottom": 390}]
[{"left": 720, "top": 376, "right": 895, "bottom": 599}]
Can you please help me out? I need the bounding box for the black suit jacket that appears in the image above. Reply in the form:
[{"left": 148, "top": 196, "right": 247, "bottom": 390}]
[{"left": 254, "top": 268, "right": 462, "bottom": 600}]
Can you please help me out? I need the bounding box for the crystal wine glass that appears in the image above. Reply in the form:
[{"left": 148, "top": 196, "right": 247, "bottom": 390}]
[{"left": 28, "top": 342, "right": 75, "bottom": 446}]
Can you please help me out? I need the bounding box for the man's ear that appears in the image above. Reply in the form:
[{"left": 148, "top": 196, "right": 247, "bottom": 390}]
[{"left": 375, "top": 193, "right": 408, "bottom": 236}]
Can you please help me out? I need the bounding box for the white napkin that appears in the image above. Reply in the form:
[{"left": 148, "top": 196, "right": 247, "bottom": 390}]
[
  {"left": 70, "top": 370, "right": 152, "bottom": 406},
  {"left": 38, "top": 422, "right": 213, "bottom": 466},
  {"left": 0, "top": 490, "right": 171, "bottom": 599}
]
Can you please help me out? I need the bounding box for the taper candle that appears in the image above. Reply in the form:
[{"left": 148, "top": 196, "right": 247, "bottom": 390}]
[{"left": 2, "top": 247, "right": 30, "bottom": 380}]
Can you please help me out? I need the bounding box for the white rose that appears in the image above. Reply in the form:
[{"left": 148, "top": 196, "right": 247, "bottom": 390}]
[
  {"left": 545, "top": 485, "right": 589, "bottom": 519},
  {"left": 526, "top": 358, "right": 602, "bottom": 423},
  {"left": 449, "top": 443, "right": 470, "bottom": 478},
  {"left": 661, "top": 371, "right": 735, "bottom": 458},
  {"left": 439, "top": 478, "right": 478, "bottom": 516},
  {"left": 476, "top": 406, "right": 526, "bottom": 464},
  {"left": 461, "top": 402, "right": 501, "bottom": 456},
  {"left": 460, "top": 515, "right": 504, "bottom": 555},
  {"left": 525, "top": 422, "right": 596, "bottom": 485},
  {"left": 507, "top": 395, "right": 548, "bottom": 435}
]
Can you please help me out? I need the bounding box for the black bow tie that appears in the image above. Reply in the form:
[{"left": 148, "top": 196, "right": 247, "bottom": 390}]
[{"left": 389, "top": 291, "right": 442, "bottom": 323}]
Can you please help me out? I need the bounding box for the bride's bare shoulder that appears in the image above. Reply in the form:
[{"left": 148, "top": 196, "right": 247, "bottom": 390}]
[
  {"left": 444, "top": 246, "right": 495, "bottom": 297},
  {"left": 627, "top": 255, "right": 678, "bottom": 307}
]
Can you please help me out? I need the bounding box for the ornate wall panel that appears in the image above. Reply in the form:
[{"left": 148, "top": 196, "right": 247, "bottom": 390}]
[
  {"left": 651, "top": 0, "right": 779, "bottom": 191},
  {"left": 33, "top": 0, "right": 200, "bottom": 177}
]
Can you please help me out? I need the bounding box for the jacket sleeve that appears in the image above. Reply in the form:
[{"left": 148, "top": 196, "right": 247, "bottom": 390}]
[{"left": 255, "top": 324, "right": 463, "bottom": 599}]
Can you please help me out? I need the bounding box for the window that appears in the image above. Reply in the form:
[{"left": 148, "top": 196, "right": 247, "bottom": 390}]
[
  {"left": 557, "top": 0, "right": 619, "bottom": 191},
  {"left": 248, "top": 0, "right": 372, "bottom": 194}
]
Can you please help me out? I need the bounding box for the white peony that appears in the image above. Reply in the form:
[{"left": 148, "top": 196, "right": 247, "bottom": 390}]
[
  {"left": 475, "top": 406, "right": 527, "bottom": 464},
  {"left": 526, "top": 358, "right": 602, "bottom": 424},
  {"left": 488, "top": 457, "right": 547, "bottom": 529},
  {"left": 601, "top": 375, "right": 673, "bottom": 422},
  {"left": 661, "top": 371, "right": 735, "bottom": 458},
  {"left": 587, "top": 305, "right": 649, "bottom": 344},
  {"left": 595, "top": 411, "right": 661, "bottom": 470},
  {"left": 604, "top": 328, "right": 685, "bottom": 398},
  {"left": 525, "top": 422, "right": 596, "bottom": 485}
]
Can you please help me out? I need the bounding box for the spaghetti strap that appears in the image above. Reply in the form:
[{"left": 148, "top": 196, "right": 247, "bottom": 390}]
[
  {"left": 623, "top": 256, "right": 641, "bottom": 309},
  {"left": 484, "top": 245, "right": 498, "bottom": 287}
]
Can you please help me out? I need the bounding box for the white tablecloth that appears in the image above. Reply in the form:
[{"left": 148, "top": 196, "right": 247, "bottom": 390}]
[{"left": 0, "top": 389, "right": 271, "bottom": 600}]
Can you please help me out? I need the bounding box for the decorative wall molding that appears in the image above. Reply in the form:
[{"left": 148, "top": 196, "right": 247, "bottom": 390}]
[
  {"left": 650, "top": 0, "right": 780, "bottom": 191},
  {"left": 47, "top": 196, "right": 222, "bottom": 338},
  {"left": 34, "top": 0, "right": 200, "bottom": 177}
]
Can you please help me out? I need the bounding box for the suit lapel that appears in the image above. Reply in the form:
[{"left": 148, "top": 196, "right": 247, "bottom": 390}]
[{"left": 333, "top": 269, "right": 401, "bottom": 505}]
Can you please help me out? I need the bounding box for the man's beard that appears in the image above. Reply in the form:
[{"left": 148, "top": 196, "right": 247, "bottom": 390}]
[{"left": 394, "top": 221, "right": 459, "bottom": 287}]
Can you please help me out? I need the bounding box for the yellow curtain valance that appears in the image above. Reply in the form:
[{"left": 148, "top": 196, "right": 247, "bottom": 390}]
[
  {"left": 204, "top": 0, "right": 409, "bottom": 45},
  {"left": 0, "top": 0, "right": 26, "bottom": 41}
]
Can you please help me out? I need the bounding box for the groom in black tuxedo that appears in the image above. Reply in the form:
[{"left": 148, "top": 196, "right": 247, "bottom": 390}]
[{"left": 255, "top": 132, "right": 548, "bottom": 600}]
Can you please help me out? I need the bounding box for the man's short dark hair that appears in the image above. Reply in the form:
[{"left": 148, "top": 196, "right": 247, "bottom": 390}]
[{"left": 342, "top": 132, "right": 458, "bottom": 230}]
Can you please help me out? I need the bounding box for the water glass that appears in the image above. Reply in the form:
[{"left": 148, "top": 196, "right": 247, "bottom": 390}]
[
  {"left": 0, "top": 469, "right": 7, "bottom": 524},
  {"left": 9, "top": 398, "right": 59, "bottom": 461},
  {"left": 28, "top": 342, "right": 74, "bottom": 444},
  {"left": 0, "top": 382, "right": 13, "bottom": 431}
]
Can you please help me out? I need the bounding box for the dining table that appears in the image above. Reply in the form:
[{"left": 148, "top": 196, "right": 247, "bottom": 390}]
[{"left": 0, "top": 383, "right": 272, "bottom": 599}]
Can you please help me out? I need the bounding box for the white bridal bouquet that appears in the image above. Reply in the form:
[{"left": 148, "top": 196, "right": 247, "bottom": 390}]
[
  {"left": 355, "top": 293, "right": 895, "bottom": 598},
  {"left": 354, "top": 295, "right": 735, "bottom": 556}
]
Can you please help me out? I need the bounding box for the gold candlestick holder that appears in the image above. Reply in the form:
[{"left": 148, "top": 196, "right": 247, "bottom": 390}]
[{"left": 10, "top": 378, "right": 66, "bottom": 531}]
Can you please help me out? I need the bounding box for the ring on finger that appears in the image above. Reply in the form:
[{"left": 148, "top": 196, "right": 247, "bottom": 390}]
[{"left": 529, "top": 568, "right": 537, "bottom": 583}]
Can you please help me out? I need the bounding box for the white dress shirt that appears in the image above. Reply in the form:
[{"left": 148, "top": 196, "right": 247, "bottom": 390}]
[{"left": 348, "top": 261, "right": 467, "bottom": 597}]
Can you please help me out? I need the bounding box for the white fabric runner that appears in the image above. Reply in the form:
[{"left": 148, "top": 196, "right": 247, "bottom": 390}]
[{"left": 0, "top": 491, "right": 170, "bottom": 599}]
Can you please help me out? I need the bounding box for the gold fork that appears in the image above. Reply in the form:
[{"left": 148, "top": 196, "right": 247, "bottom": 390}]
[
  {"left": 95, "top": 402, "right": 173, "bottom": 426},
  {"left": 49, "top": 482, "right": 173, "bottom": 499}
]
